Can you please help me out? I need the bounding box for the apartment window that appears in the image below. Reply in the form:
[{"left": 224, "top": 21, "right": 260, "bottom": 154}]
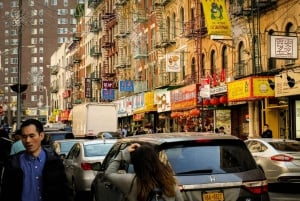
[
  {"left": 172, "top": 13, "right": 176, "bottom": 39},
  {"left": 210, "top": 50, "right": 216, "bottom": 75},
  {"left": 31, "top": 10, "right": 38, "bottom": 16},
  {"left": 44, "top": 0, "right": 49, "bottom": 6},
  {"left": 31, "top": 57, "right": 37, "bottom": 63},
  {"left": 31, "top": 19, "right": 37, "bottom": 25},
  {"left": 39, "top": 19, "right": 43, "bottom": 25},
  {"left": 39, "top": 9, "right": 43, "bottom": 17},
  {"left": 70, "top": 18, "right": 76, "bottom": 25},
  {"left": 39, "top": 28, "right": 44, "bottom": 34},
  {"left": 58, "top": 9, "right": 68, "bottom": 15},
  {"left": 64, "top": 0, "right": 68, "bottom": 6},
  {"left": 32, "top": 28, "right": 38, "bottom": 35},
  {"left": 70, "top": 9, "right": 75, "bottom": 15},
  {"left": 5, "top": 58, "right": 8, "bottom": 65},
  {"left": 222, "top": 46, "right": 228, "bottom": 71},
  {"left": 58, "top": 37, "right": 68, "bottom": 44},
  {"left": 31, "top": 38, "right": 37, "bottom": 44},
  {"left": 51, "top": 0, "right": 57, "bottom": 6},
  {"left": 57, "top": 28, "right": 68, "bottom": 34},
  {"left": 5, "top": 40, "right": 9, "bottom": 45},
  {"left": 166, "top": 16, "right": 170, "bottom": 40},
  {"left": 39, "top": 47, "right": 44, "bottom": 54},
  {"left": 201, "top": 53, "right": 205, "bottom": 77},
  {"left": 31, "top": 95, "right": 38, "bottom": 102},
  {"left": 10, "top": 58, "right": 18, "bottom": 64},
  {"left": 11, "top": 29, "right": 17, "bottom": 36},
  {"left": 11, "top": 1, "right": 18, "bottom": 7},
  {"left": 5, "top": 11, "right": 9, "bottom": 17},
  {"left": 39, "top": 57, "right": 44, "bottom": 63},
  {"left": 11, "top": 77, "right": 17, "bottom": 84},
  {"left": 10, "top": 66, "right": 18, "bottom": 73},
  {"left": 31, "top": 47, "right": 38, "bottom": 54},
  {"left": 58, "top": 18, "right": 68, "bottom": 24},
  {"left": 39, "top": 38, "right": 44, "bottom": 44},
  {"left": 11, "top": 39, "right": 18, "bottom": 45},
  {"left": 29, "top": 0, "right": 34, "bottom": 6},
  {"left": 180, "top": 7, "right": 184, "bottom": 33},
  {"left": 31, "top": 66, "right": 38, "bottom": 73},
  {"left": 0, "top": 2, "right": 3, "bottom": 9},
  {"left": 4, "top": 77, "right": 8, "bottom": 84}
]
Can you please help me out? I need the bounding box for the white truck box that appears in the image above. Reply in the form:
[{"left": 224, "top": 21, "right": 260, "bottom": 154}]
[{"left": 72, "top": 103, "right": 118, "bottom": 138}]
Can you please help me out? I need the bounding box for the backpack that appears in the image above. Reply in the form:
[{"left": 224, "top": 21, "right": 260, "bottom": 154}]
[{"left": 147, "top": 188, "right": 166, "bottom": 201}]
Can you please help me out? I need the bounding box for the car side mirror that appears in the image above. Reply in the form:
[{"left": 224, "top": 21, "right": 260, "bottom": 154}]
[{"left": 91, "top": 162, "right": 102, "bottom": 171}]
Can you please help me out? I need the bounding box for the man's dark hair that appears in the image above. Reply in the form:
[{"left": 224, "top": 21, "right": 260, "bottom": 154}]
[
  {"left": 20, "top": 119, "right": 44, "bottom": 133},
  {"left": 14, "top": 129, "right": 22, "bottom": 136}
]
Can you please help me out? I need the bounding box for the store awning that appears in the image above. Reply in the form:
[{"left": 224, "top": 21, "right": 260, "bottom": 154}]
[{"left": 133, "top": 104, "right": 157, "bottom": 114}]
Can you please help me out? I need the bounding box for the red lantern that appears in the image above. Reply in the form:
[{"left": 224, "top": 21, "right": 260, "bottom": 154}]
[
  {"left": 203, "top": 99, "right": 210, "bottom": 106},
  {"left": 190, "top": 108, "right": 200, "bottom": 117},
  {"left": 219, "top": 95, "right": 227, "bottom": 104},
  {"left": 210, "top": 97, "right": 219, "bottom": 105}
]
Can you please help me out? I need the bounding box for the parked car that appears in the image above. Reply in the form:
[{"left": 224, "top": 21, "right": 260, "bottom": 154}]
[
  {"left": 63, "top": 139, "right": 117, "bottom": 199},
  {"left": 91, "top": 133, "right": 270, "bottom": 201},
  {"left": 51, "top": 139, "right": 84, "bottom": 157},
  {"left": 43, "top": 128, "right": 75, "bottom": 146},
  {"left": 96, "top": 131, "right": 123, "bottom": 139},
  {"left": 245, "top": 138, "right": 300, "bottom": 184}
]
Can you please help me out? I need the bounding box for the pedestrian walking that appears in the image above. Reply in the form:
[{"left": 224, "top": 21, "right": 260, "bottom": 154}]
[
  {"left": 105, "top": 143, "right": 183, "bottom": 201},
  {"left": 10, "top": 129, "right": 25, "bottom": 155},
  {"left": 0, "top": 119, "right": 71, "bottom": 201}
]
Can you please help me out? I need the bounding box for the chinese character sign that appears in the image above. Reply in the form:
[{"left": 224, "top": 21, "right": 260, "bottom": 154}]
[
  {"left": 270, "top": 35, "right": 298, "bottom": 59},
  {"left": 101, "top": 89, "right": 115, "bottom": 100},
  {"left": 119, "top": 80, "right": 134, "bottom": 92}
]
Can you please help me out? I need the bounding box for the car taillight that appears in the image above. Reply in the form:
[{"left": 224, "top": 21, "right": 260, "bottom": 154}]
[
  {"left": 81, "top": 163, "right": 92, "bottom": 170},
  {"left": 243, "top": 180, "right": 268, "bottom": 194},
  {"left": 271, "top": 154, "right": 293, "bottom": 162}
]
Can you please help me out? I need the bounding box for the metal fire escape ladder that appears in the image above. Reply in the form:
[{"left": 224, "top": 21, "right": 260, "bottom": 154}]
[{"left": 154, "top": 1, "right": 167, "bottom": 49}]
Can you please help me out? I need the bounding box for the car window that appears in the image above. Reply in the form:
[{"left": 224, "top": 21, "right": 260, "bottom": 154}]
[
  {"left": 67, "top": 143, "right": 80, "bottom": 159},
  {"left": 84, "top": 143, "right": 114, "bottom": 157},
  {"left": 246, "top": 141, "right": 267, "bottom": 153},
  {"left": 269, "top": 141, "right": 300, "bottom": 151},
  {"left": 164, "top": 142, "right": 256, "bottom": 174},
  {"left": 60, "top": 141, "right": 77, "bottom": 153}
]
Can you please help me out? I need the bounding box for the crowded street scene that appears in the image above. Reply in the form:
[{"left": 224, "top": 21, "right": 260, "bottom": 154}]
[{"left": 1, "top": 0, "right": 300, "bottom": 200}]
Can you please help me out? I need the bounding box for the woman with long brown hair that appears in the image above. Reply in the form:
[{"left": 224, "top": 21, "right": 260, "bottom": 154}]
[{"left": 105, "top": 142, "right": 183, "bottom": 201}]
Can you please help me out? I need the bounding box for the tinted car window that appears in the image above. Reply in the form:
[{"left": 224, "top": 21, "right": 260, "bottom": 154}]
[
  {"left": 84, "top": 143, "right": 115, "bottom": 157},
  {"left": 269, "top": 141, "right": 300, "bottom": 151},
  {"left": 165, "top": 141, "right": 257, "bottom": 174}
]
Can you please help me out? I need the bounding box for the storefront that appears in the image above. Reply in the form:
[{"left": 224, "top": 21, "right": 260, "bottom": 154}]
[
  {"left": 227, "top": 76, "right": 275, "bottom": 138},
  {"left": 274, "top": 68, "right": 300, "bottom": 139},
  {"left": 154, "top": 88, "right": 171, "bottom": 132}
]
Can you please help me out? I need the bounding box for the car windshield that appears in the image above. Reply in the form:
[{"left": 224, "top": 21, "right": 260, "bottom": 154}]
[
  {"left": 60, "top": 141, "right": 78, "bottom": 153},
  {"left": 164, "top": 142, "right": 256, "bottom": 175},
  {"left": 269, "top": 141, "right": 300, "bottom": 151},
  {"left": 84, "top": 143, "right": 114, "bottom": 157}
]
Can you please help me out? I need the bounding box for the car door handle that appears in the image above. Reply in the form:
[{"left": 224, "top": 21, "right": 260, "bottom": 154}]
[{"left": 104, "top": 182, "right": 113, "bottom": 189}]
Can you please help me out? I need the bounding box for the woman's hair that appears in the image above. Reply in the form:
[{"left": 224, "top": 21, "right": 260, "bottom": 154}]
[{"left": 130, "top": 143, "right": 177, "bottom": 201}]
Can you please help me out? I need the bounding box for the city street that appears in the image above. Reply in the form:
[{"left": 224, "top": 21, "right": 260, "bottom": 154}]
[{"left": 269, "top": 184, "right": 300, "bottom": 201}]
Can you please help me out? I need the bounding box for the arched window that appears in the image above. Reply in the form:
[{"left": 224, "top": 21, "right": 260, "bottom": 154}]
[
  {"left": 191, "top": 57, "right": 196, "bottom": 82},
  {"left": 210, "top": 50, "right": 216, "bottom": 75},
  {"left": 221, "top": 46, "right": 228, "bottom": 80},
  {"left": 180, "top": 7, "right": 184, "bottom": 34},
  {"left": 285, "top": 22, "right": 295, "bottom": 65},
  {"left": 201, "top": 53, "right": 205, "bottom": 77},
  {"left": 268, "top": 29, "right": 276, "bottom": 70},
  {"left": 172, "top": 13, "right": 176, "bottom": 39},
  {"left": 166, "top": 16, "right": 170, "bottom": 40},
  {"left": 237, "top": 41, "right": 245, "bottom": 77}
]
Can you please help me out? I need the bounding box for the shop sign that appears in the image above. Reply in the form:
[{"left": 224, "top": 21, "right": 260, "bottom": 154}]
[
  {"left": 119, "top": 80, "right": 134, "bottom": 92},
  {"left": 171, "top": 84, "right": 200, "bottom": 110},
  {"left": 227, "top": 77, "right": 274, "bottom": 102},
  {"left": 133, "top": 113, "right": 144, "bottom": 121},
  {"left": 101, "top": 89, "right": 115, "bottom": 100},
  {"left": 155, "top": 89, "right": 171, "bottom": 113},
  {"left": 210, "top": 85, "right": 227, "bottom": 95},
  {"left": 275, "top": 70, "right": 300, "bottom": 97}
]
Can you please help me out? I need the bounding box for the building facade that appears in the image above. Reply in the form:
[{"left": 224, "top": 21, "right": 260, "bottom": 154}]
[{"left": 48, "top": 0, "right": 300, "bottom": 139}]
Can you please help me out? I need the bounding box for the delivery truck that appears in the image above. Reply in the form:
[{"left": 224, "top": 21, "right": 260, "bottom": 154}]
[{"left": 72, "top": 103, "right": 118, "bottom": 138}]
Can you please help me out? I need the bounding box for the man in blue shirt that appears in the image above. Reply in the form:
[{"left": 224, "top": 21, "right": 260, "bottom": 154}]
[{"left": 1, "top": 119, "right": 71, "bottom": 201}]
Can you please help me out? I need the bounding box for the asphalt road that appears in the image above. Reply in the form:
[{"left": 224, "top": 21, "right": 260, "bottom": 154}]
[{"left": 269, "top": 183, "right": 300, "bottom": 201}]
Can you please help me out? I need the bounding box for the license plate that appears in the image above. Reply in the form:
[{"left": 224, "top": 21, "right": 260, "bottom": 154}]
[{"left": 202, "top": 191, "right": 224, "bottom": 201}]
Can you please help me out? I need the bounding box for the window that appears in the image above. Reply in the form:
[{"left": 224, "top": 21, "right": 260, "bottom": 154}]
[
  {"left": 210, "top": 50, "right": 216, "bottom": 75},
  {"left": 39, "top": 28, "right": 44, "bottom": 34},
  {"left": 166, "top": 16, "right": 170, "bottom": 40},
  {"left": 64, "top": 0, "right": 68, "bottom": 7},
  {"left": 31, "top": 47, "right": 38, "bottom": 54},
  {"left": 31, "top": 57, "right": 37, "bottom": 63},
  {"left": 10, "top": 58, "right": 18, "bottom": 64},
  {"left": 222, "top": 46, "right": 228, "bottom": 74},
  {"left": 39, "top": 19, "right": 43, "bottom": 25},
  {"left": 11, "top": 1, "right": 18, "bottom": 7},
  {"left": 201, "top": 53, "right": 205, "bottom": 77},
  {"left": 172, "top": 13, "right": 176, "bottom": 39},
  {"left": 31, "top": 10, "right": 38, "bottom": 16},
  {"left": 11, "top": 29, "right": 17, "bottom": 36},
  {"left": 29, "top": 0, "right": 34, "bottom": 6},
  {"left": 32, "top": 28, "right": 37, "bottom": 35},
  {"left": 31, "top": 95, "right": 38, "bottom": 102},
  {"left": 31, "top": 38, "right": 37, "bottom": 44},
  {"left": 39, "top": 57, "right": 44, "bottom": 63},
  {"left": 39, "top": 38, "right": 44, "bottom": 44},
  {"left": 11, "top": 39, "right": 18, "bottom": 45},
  {"left": 51, "top": 0, "right": 58, "bottom": 6},
  {"left": 10, "top": 66, "right": 18, "bottom": 73},
  {"left": 39, "top": 9, "right": 43, "bottom": 17},
  {"left": 31, "top": 19, "right": 37, "bottom": 25},
  {"left": 58, "top": 18, "right": 68, "bottom": 24},
  {"left": 58, "top": 9, "right": 68, "bottom": 15},
  {"left": 39, "top": 47, "right": 44, "bottom": 54}
]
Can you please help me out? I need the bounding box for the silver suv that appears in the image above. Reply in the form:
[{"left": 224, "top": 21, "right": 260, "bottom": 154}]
[{"left": 91, "top": 133, "right": 270, "bottom": 201}]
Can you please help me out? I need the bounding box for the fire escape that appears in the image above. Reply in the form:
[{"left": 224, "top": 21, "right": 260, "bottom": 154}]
[
  {"left": 153, "top": 0, "right": 176, "bottom": 88},
  {"left": 183, "top": 0, "right": 207, "bottom": 84}
]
